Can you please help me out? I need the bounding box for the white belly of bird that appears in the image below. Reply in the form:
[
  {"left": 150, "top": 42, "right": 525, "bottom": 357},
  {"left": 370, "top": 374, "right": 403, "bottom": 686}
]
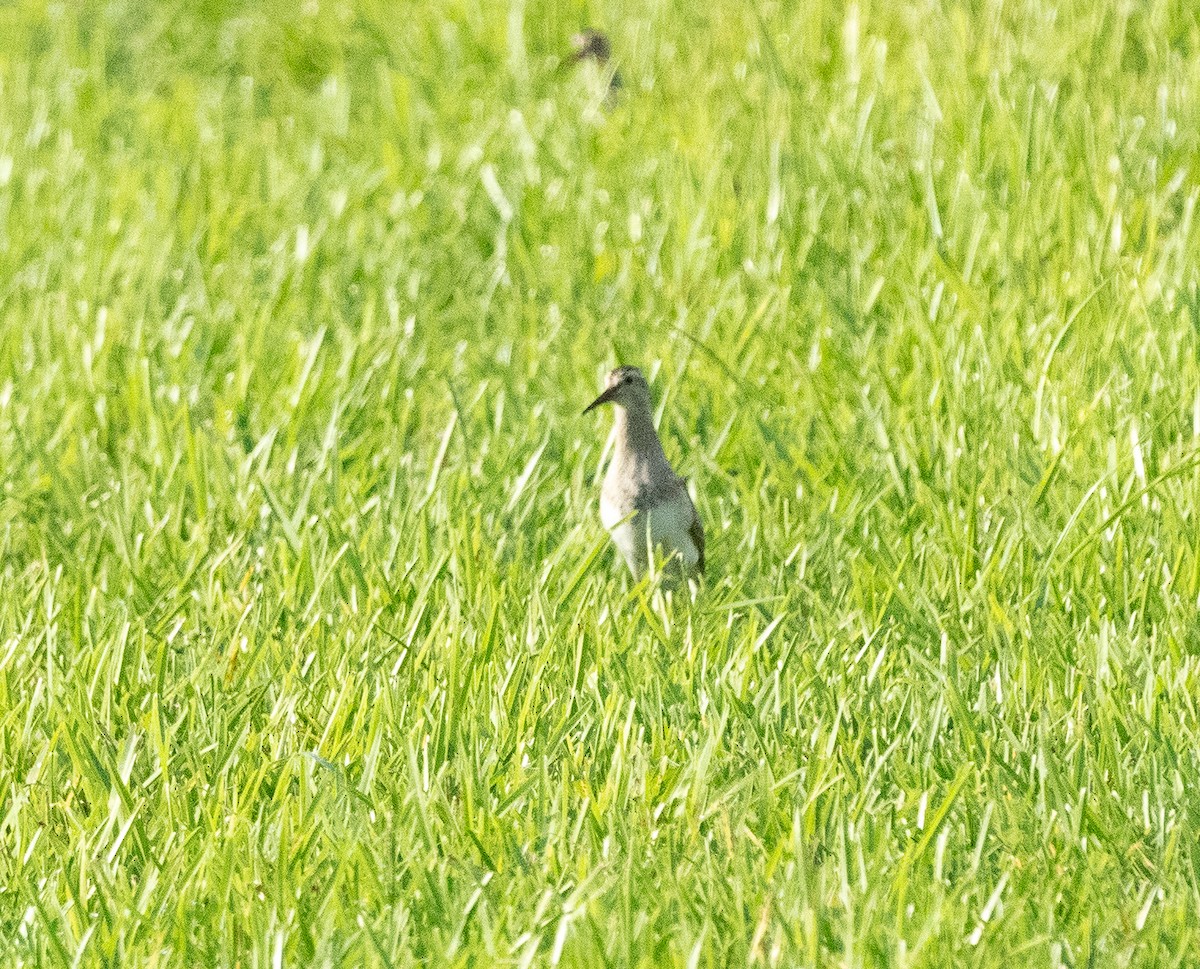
[{"left": 601, "top": 491, "right": 699, "bottom": 576}]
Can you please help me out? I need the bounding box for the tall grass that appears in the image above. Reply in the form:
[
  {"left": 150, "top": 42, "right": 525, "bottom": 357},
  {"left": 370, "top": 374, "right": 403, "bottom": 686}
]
[{"left": 1, "top": 0, "right": 1199, "bottom": 964}]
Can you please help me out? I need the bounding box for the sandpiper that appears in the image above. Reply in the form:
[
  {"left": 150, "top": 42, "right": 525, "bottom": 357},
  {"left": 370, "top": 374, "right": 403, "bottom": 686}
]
[{"left": 584, "top": 366, "right": 705, "bottom": 580}]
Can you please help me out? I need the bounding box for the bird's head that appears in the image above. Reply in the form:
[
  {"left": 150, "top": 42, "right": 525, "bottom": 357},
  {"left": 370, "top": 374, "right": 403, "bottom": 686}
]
[
  {"left": 570, "top": 30, "right": 612, "bottom": 64},
  {"left": 583, "top": 365, "right": 651, "bottom": 414}
]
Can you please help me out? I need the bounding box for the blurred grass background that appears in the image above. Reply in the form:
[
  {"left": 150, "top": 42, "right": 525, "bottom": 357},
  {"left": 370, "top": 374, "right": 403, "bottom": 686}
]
[{"left": 2, "top": 0, "right": 1200, "bottom": 964}]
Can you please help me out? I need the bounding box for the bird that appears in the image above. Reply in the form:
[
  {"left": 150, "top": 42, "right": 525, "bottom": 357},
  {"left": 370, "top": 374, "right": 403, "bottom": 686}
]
[
  {"left": 569, "top": 30, "right": 611, "bottom": 63},
  {"left": 565, "top": 30, "right": 623, "bottom": 98},
  {"left": 583, "top": 366, "right": 705, "bottom": 581}
]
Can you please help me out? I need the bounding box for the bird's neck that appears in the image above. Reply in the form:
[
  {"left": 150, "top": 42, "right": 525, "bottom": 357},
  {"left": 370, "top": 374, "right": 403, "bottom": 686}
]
[{"left": 613, "top": 406, "right": 668, "bottom": 467}]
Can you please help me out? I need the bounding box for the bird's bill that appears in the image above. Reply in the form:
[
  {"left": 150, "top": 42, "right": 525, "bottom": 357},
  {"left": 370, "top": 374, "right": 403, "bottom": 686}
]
[{"left": 582, "top": 386, "right": 618, "bottom": 414}]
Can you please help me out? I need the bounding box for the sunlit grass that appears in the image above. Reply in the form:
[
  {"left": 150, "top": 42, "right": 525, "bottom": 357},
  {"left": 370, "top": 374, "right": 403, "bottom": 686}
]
[{"left": 2, "top": 0, "right": 1200, "bottom": 965}]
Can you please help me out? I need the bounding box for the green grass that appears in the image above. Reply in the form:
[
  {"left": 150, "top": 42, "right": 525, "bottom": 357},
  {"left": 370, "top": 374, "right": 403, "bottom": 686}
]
[{"left": 2, "top": 0, "right": 1200, "bottom": 964}]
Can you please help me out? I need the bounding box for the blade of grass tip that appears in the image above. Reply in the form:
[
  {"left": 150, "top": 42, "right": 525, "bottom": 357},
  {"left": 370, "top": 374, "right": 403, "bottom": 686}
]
[
  {"left": 686, "top": 925, "right": 707, "bottom": 969},
  {"left": 558, "top": 532, "right": 610, "bottom": 608},
  {"left": 505, "top": 435, "right": 547, "bottom": 516},
  {"left": 359, "top": 919, "right": 400, "bottom": 969},
  {"left": 903, "top": 643, "right": 984, "bottom": 761},
  {"left": 16, "top": 870, "right": 72, "bottom": 967},
  {"left": 444, "top": 377, "right": 475, "bottom": 457},
  {"left": 444, "top": 377, "right": 484, "bottom": 503},
  {"left": 422, "top": 410, "right": 458, "bottom": 506},
  {"left": 932, "top": 242, "right": 983, "bottom": 318},
  {"left": 182, "top": 402, "right": 208, "bottom": 524},
  {"left": 1037, "top": 446, "right": 1200, "bottom": 597},
  {"left": 1029, "top": 437, "right": 1067, "bottom": 508},
  {"left": 467, "top": 827, "right": 499, "bottom": 873},
  {"left": 751, "top": 7, "right": 794, "bottom": 92},
  {"left": 894, "top": 763, "right": 974, "bottom": 937},
  {"left": 256, "top": 474, "right": 304, "bottom": 556},
  {"left": 912, "top": 764, "right": 974, "bottom": 863},
  {"left": 705, "top": 595, "right": 786, "bottom": 614},
  {"left": 1060, "top": 448, "right": 1200, "bottom": 571},
  {"left": 1031, "top": 474, "right": 1107, "bottom": 598},
  {"left": 634, "top": 582, "right": 677, "bottom": 648},
  {"left": 1033, "top": 276, "right": 1112, "bottom": 440},
  {"left": 668, "top": 319, "right": 786, "bottom": 411},
  {"left": 290, "top": 325, "right": 327, "bottom": 410}
]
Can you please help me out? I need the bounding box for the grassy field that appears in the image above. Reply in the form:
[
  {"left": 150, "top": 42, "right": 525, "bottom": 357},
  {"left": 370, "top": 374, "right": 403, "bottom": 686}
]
[{"left": 2, "top": 0, "right": 1200, "bottom": 964}]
